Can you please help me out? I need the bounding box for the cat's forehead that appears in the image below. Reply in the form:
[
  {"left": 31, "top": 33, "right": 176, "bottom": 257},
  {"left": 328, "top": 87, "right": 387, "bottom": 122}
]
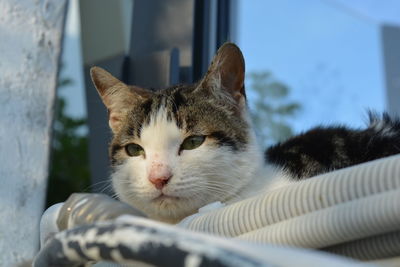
[
  {"left": 110, "top": 86, "right": 179, "bottom": 146},
  {"left": 122, "top": 84, "right": 196, "bottom": 134}
]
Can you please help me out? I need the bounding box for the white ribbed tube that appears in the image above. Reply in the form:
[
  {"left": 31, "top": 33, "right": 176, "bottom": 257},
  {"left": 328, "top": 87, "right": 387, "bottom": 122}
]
[
  {"left": 183, "top": 155, "right": 400, "bottom": 238},
  {"left": 235, "top": 189, "right": 400, "bottom": 247},
  {"left": 324, "top": 231, "right": 400, "bottom": 260}
]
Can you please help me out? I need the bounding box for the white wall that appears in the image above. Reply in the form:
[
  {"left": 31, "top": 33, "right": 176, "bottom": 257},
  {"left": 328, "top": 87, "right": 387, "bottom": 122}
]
[{"left": 0, "top": 0, "right": 67, "bottom": 265}]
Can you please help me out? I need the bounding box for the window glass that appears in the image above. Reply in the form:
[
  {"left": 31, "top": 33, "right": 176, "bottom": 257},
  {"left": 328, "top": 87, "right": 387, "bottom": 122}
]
[{"left": 237, "top": 0, "right": 386, "bottom": 146}]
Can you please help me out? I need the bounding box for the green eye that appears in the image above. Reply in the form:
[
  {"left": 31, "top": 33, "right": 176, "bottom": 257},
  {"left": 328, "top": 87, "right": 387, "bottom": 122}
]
[
  {"left": 125, "top": 143, "right": 145, "bottom": 157},
  {"left": 181, "top": 135, "right": 206, "bottom": 151}
]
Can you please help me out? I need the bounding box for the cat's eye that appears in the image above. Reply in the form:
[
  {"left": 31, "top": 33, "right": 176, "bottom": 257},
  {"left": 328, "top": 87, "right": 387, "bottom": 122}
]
[
  {"left": 180, "top": 135, "right": 206, "bottom": 151},
  {"left": 125, "top": 143, "right": 145, "bottom": 157}
]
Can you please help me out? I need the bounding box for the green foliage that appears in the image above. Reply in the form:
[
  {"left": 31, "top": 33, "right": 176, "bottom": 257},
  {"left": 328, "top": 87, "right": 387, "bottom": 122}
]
[
  {"left": 46, "top": 78, "right": 91, "bottom": 208},
  {"left": 247, "top": 72, "right": 301, "bottom": 148}
]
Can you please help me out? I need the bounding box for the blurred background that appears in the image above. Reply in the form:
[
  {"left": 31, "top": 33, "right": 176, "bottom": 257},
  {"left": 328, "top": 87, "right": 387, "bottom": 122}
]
[{"left": 47, "top": 0, "right": 400, "bottom": 206}]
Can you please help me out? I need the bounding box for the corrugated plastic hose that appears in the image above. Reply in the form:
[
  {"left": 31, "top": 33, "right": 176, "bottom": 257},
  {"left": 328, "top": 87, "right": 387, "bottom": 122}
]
[
  {"left": 182, "top": 155, "right": 400, "bottom": 239},
  {"left": 177, "top": 155, "right": 400, "bottom": 260},
  {"left": 34, "top": 216, "right": 363, "bottom": 267},
  {"left": 324, "top": 231, "right": 400, "bottom": 260},
  {"left": 235, "top": 189, "right": 400, "bottom": 246}
]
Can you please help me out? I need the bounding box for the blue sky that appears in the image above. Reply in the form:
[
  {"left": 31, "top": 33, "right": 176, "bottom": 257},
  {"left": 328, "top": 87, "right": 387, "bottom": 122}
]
[
  {"left": 237, "top": 0, "right": 388, "bottom": 132},
  {"left": 60, "top": 0, "right": 400, "bottom": 134}
]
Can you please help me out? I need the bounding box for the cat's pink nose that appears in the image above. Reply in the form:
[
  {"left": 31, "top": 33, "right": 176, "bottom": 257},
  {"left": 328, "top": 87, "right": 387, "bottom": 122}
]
[{"left": 149, "top": 175, "right": 172, "bottom": 190}]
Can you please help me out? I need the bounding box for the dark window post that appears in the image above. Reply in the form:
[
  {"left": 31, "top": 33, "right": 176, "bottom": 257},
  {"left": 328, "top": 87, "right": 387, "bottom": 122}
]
[
  {"left": 192, "top": 0, "right": 237, "bottom": 82},
  {"left": 381, "top": 25, "right": 400, "bottom": 116}
]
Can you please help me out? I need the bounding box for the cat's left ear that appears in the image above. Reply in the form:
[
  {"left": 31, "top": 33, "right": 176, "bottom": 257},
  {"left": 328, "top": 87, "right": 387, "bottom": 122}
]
[
  {"left": 90, "top": 66, "right": 151, "bottom": 133},
  {"left": 198, "top": 43, "right": 246, "bottom": 108}
]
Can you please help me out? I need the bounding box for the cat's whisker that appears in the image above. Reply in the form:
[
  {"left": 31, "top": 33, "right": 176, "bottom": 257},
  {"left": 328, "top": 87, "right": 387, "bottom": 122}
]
[
  {"left": 190, "top": 181, "right": 241, "bottom": 190},
  {"left": 83, "top": 180, "right": 110, "bottom": 189},
  {"left": 183, "top": 185, "right": 238, "bottom": 198},
  {"left": 175, "top": 177, "right": 242, "bottom": 186}
]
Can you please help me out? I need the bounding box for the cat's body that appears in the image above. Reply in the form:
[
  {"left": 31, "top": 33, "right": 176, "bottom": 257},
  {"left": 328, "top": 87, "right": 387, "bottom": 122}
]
[
  {"left": 91, "top": 43, "right": 400, "bottom": 223},
  {"left": 267, "top": 112, "right": 400, "bottom": 179}
]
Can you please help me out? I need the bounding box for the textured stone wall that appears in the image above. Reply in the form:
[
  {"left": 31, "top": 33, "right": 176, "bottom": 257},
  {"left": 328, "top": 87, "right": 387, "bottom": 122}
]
[{"left": 0, "top": 0, "right": 67, "bottom": 265}]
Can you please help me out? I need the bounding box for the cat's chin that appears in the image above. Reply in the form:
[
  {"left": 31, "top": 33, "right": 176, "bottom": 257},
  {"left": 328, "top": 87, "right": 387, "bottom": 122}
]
[
  {"left": 141, "top": 194, "right": 199, "bottom": 224},
  {"left": 152, "top": 193, "right": 180, "bottom": 202},
  {"left": 116, "top": 186, "right": 199, "bottom": 223}
]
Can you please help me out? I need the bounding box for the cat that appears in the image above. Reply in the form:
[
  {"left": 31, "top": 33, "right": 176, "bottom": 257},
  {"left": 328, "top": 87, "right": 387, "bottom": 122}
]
[{"left": 90, "top": 43, "right": 400, "bottom": 224}]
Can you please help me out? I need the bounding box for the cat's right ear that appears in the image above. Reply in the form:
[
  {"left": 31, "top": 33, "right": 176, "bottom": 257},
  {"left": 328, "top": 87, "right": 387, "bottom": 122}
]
[
  {"left": 197, "top": 43, "right": 246, "bottom": 110},
  {"left": 90, "top": 66, "right": 151, "bottom": 133}
]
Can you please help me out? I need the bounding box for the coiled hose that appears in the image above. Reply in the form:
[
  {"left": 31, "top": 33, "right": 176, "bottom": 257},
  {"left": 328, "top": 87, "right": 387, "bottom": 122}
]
[
  {"left": 180, "top": 155, "right": 400, "bottom": 260},
  {"left": 34, "top": 215, "right": 363, "bottom": 267}
]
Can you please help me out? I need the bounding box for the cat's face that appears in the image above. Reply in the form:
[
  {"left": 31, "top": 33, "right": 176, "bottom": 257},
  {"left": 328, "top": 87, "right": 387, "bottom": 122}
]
[{"left": 91, "top": 43, "right": 262, "bottom": 223}]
